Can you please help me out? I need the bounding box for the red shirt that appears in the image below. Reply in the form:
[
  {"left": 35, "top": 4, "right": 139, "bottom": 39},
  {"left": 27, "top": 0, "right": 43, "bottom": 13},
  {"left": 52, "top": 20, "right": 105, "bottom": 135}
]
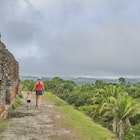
[{"left": 35, "top": 81, "right": 43, "bottom": 91}]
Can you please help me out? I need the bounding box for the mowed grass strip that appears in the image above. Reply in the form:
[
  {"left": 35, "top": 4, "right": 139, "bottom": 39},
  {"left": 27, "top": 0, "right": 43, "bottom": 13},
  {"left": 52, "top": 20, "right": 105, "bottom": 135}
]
[{"left": 43, "top": 92, "right": 117, "bottom": 140}]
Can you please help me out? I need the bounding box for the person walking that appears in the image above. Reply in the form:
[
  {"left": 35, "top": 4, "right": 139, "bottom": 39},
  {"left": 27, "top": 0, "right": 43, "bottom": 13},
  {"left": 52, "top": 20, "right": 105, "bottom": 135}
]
[
  {"left": 33, "top": 77, "right": 44, "bottom": 109},
  {"left": 26, "top": 91, "right": 32, "bottom": 109}
]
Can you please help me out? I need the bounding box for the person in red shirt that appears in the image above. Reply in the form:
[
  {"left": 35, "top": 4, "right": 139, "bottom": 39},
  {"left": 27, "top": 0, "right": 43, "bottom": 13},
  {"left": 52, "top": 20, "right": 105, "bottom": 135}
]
[{"left": 33, "top": 77, "right": 44, "bottom": 109}]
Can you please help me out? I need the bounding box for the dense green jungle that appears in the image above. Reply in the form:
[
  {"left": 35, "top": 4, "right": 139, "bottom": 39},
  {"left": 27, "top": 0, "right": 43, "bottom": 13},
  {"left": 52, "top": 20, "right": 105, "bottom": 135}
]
[{"left": 21, "top": 77, "right": 140, "bottom": 140}]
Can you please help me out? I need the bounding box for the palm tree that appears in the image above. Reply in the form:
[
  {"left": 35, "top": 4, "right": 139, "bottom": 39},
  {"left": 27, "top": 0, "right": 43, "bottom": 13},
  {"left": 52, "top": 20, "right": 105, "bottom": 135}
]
[
  {"left": 92, "top": 85, "right": 122, "bottom": 126},
  {"left": 103, "top": 94, "right": 139, "bottom": 140},
  {"left": 93, "top": 84, "right": 139, "bottom": 140}
]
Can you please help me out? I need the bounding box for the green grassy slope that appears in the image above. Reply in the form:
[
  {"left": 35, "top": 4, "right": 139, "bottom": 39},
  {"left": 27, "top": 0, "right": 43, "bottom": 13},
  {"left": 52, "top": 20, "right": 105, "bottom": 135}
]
[{"left": 43, "top": 92, "right": 117, "bottom": 140}]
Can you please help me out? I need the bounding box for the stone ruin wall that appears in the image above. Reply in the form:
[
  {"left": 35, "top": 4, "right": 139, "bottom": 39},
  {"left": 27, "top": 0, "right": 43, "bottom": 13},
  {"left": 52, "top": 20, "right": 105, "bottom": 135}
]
[{"left": 0, "top": 42, "right": 19, "bottom": 122}]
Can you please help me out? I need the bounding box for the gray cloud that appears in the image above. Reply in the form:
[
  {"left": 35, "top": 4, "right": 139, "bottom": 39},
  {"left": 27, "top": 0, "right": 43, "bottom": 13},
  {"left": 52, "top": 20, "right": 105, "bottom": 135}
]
[{"left": 1, "top": 0, "right": 140, "bottom": 77}]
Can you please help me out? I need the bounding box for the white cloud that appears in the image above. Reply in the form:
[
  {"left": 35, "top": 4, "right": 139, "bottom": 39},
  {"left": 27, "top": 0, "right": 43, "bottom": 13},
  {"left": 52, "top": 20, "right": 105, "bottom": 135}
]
[{"left": 1, "top": 0, "right": 140, "bottom": 76}]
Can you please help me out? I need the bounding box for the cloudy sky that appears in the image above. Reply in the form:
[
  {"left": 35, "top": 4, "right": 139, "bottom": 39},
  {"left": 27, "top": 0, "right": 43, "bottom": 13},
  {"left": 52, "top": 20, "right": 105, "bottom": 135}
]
[{"left": 1, "top": 0, "right": 140, "bottom": 77}]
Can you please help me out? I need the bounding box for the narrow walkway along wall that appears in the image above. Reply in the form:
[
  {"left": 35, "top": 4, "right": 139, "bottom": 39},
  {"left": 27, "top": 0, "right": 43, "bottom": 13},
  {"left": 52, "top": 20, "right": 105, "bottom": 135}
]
[{"left": 0, "top": 42, "right": 19, "bottom": 122}]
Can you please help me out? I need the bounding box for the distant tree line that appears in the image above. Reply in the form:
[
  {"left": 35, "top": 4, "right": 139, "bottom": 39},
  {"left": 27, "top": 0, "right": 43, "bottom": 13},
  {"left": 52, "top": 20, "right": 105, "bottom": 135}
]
[{"left": 21, "top": 77, "right": 140, "bottom": 140}]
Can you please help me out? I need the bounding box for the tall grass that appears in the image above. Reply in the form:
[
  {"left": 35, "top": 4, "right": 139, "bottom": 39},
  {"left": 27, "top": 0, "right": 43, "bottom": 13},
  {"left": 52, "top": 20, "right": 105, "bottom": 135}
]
[
  {"left": 12, "top": 93, "right": 23, "bottom": 109},
  {"left": 0, "top": 119, "right": 9, "bottom": 131}
]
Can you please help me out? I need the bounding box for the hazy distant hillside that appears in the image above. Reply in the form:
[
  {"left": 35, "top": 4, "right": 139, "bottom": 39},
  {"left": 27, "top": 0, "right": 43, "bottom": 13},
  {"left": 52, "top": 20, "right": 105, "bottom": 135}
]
[
  {"left": 70, "top": 77, "right": 119, "bottom": 84},
  {"left": 20, "top": 75, "right": 140, "bottom": 85},
  {"left": 20, "top": 75, "right": 52, "bottom": 82}
]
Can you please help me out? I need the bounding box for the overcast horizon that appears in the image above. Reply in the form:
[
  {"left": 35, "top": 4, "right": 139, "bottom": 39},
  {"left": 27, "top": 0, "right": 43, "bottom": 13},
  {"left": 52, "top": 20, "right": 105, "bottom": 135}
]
[{"left": 1, "top": 0, "right": 140, "bottom": 78}]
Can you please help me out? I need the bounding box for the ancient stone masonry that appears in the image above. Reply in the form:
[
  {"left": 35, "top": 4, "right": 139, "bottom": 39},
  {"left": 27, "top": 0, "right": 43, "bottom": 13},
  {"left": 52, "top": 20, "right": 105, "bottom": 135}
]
[{"left": 0, "top": 42, "right": 19, "bottom": 122}]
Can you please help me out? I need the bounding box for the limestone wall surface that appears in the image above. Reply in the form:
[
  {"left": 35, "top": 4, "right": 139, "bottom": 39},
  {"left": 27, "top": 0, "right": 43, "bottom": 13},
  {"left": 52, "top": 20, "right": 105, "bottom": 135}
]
[{"left": 0, "top": 42, "right": 19, "bottom": 122}]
